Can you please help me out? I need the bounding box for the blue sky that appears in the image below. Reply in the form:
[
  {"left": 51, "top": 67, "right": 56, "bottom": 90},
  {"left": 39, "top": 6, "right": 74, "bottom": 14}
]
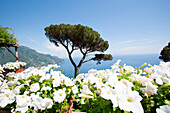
[{"left": 1, "top": 0, "right": 170, "bottom": 58}]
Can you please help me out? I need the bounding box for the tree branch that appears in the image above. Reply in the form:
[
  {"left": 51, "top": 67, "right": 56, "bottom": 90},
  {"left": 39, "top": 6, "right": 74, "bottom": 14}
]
[
  {"left": 82, "top": 58, "right": 94, "bottom": 64},
  {"left": 60, "top": 41, "right": 77, "bottom": 68},
  {"left": 4, "top": 45, "right": 19, "bottom": 60},
  {"left": 70, "top": 45, "right": 75, "bottom": 54},
  {"left": 80, "top": 47, "right": 85, "bottom": 55},
  {"left": 77, "top": 50, "right": 88, "bottom": 68}
]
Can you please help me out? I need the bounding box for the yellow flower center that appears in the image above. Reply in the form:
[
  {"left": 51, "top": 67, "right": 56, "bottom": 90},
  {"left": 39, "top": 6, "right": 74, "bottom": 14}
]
[
  {"left": 124, "top": 81, "right": 127, "bottom": 85},
  {"left": 59, "top": 94, "right": 62, "bottom": 96},
  {"left": 138, "top": 79, "right": 142, "bottom": 84},
  {"left": 99, "top": 79, "right": 102, "bottom": 83},
  {"left": 84, "top": 82, "right": 87, "bottom": 84},
  {"left": 126, "top": 71, "right": 130, "bottom": 74},
  {"left": 107, "top": 91, "right": 110, "bottom": 95},
  {"left": 98, "top": 73, "right": 102, "bottom": 78},
  {"left": 6, "top": 94, "right": 9, "bottom": 97},
  {"left": 22, "top": 95, "right": 25, "bottom": 98},
  {"left": 127, "top": 98, "right": 132, "bottom": 102}
]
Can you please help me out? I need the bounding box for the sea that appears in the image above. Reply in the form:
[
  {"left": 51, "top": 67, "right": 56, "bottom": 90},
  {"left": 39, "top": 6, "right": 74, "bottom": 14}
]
[{"left": 56, "top": 54, "right": 161, "bottom": 78}]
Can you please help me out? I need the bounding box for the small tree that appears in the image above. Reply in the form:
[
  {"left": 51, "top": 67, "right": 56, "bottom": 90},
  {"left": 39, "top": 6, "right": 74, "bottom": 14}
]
[
  {"left": 44, "top": 24, "right": 113, "bottom": 78},
  {"left": 0, "top": 25, "right": 17, "bottom": 44},
  {"left": 159, "top": 42, "right": 170, "bottom": 62}
]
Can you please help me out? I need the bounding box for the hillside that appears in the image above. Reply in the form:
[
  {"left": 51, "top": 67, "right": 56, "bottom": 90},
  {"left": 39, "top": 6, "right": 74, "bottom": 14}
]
[{"left": 0, "top": 45, "right": 64, "bottom": 68}]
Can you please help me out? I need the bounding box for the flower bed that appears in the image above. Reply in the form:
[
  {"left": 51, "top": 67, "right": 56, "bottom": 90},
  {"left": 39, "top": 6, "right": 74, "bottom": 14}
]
[
  {"left": 0, "top": 60, "right": 170, "bottom": 113},
  {"left": 1, "top": 62, "right": 26, "bottom": 76},
  {"left": 2, "top": 62, "right": 26, "bottom": 71}
]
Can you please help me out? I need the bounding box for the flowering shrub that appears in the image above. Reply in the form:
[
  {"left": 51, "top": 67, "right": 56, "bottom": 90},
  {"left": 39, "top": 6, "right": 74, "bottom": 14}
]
[
  {"left": 0, "top": 64, "right": 77, "bottom": 113},
  {"left": 2, "top": 62, "right": 26, "bottom": 71},
  {"left": 0, "top": 60, "right": 170, "bottom": 113},
  {"left": 73, "top": 60, "right": 170, "bottom": 113}
]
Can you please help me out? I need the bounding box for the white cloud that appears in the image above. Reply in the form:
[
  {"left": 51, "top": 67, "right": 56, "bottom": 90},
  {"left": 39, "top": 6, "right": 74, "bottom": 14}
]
[
  {"left": 107, "top": 38, "right": 161, "bottom": 55},
  {"left": 46, "top": 42, "right": 67, "bottom": 58},
  {"left": 112, "top": 38, "right": 153, "bottom": 46},
  {"left": 108, "top": 44, "right": 161, "bottom": 55},
  {"left": 117, "top": 40, "right": 134, "bottom": 44},
  {"left": 29, "top": 39, "right": 36, "bottom": 42}
]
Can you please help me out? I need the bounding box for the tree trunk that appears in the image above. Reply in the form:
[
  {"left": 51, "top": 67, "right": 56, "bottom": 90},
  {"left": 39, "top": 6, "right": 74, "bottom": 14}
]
[
  {"left": 74, "top": 66, "right": 79, "bottom": 78},
  {"left": 73, "top": 52, "right": 88, "bottom": 78}
]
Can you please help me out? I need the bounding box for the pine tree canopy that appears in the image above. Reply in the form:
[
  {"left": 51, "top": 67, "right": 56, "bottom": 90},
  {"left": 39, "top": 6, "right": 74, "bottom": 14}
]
[{"left": 45, "top": 24, "right": 113, "bottom": 77}]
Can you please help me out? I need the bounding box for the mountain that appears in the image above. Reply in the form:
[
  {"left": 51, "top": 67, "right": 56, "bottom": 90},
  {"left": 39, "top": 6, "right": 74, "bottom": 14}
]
[{"left": 0, "top": 45, "right": 64, "bottom": 68}]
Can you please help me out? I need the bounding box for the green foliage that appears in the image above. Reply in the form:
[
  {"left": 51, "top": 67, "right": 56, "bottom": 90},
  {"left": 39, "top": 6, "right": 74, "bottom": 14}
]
[
  {"left": 81, "top": 96, "right": 114, "bottom": 113},
  {"left": 0, "top": 25, "right": 17, "bottom": 44},
  {"left": 93, "top": 54, "right": 113, "bottom": 64},
  {"left": 0, "top": 45, "right": 64, "bottom": 67},
  {"left": 159, "top": 42, "right": 170, "bottom": 62},
  {"left": 44, "top": 24, "right": 109, "bottom": 52}
]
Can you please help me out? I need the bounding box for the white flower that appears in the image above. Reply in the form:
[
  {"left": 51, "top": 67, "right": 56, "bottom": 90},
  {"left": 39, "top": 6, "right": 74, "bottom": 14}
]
[
  {"left": 78, "top": 85, "right": 94, "bottom": 104},
  {"left": 156, "top": 78, "right": 164, "bottom": 85},
  {"left": 53, "top": 89, "right": 66, "bottom": 103},
  {"left": 100, "top": 85, "right": 115, "bottom": 100},
  {"left": 41, "top": 86, "right": 52, "bottom": 91},
  {"left": 140, "top": 82, "right": 158, "bottom": 97},
  {"left": 30, "top": 83, "right": 40, "bottom": 92},
  {"left": 106, "top": 74, "right": 119, "bottom": 87},
  {"left": 72, "top": 85, "right": 78, "bottom": 94},
  {"left": 118, "top": 90, "right": 144, "bottom": 113},
  {"left": 87, "top": 75, "right": 102, "bottom": 85},
  {"left": 156, "top": 105, "right": 170, "bottom": 113},
  {"left": 30, "top": 93, "right": 42, "bottom": 110},
  {"left": 39, "top": 98, "right": 53, "bottom": 110},
  {"left": 80, "top": 85, "right": 93, "bottom": 96},
  {"left": 75, "top": 74, "right": 84, "bottom": 82},
  {"left": 123, "top": 65, "right": 135, "bottom": 73},
  {"left": 53, "top": 78, "right": 61, "bottom": 87},
  {"left": 100, "top": 85, "right": 119, "bottom": 107},
  {"left": 7, "top": 80, "right": 15, "bottom": 86},
  {"left": 111, "top": 59, "right": 121, "bottom": 72},
  {"left": 13, "top": 85, "right": 24, "bottom": 95},
  {"left": 30, "top": 68, "right": 39, "bottom": 75},
  {"left": 114, "top": 81, "right": 129, "bottom": 95},
  {"left": 131, "top": 74, "right": 152, "bottom": 86},
  {"left": 15, "top": 95, "right": 31, "bottom": 113},
  {"left": 64, "top": 77, "right": 74, "bottom": 86},
  {"left": 144, "top": 67, "right": 153, "bottom": 74},
  {"left": 51, "top": 71, "right": 60, "bottom": 79},
  {"left": 120, "top": 79, "right": 133, "bottom": 89},
  {"left": 0, "top": 89, "right": 15, "bottom": 107},
  {"left": 82, "top": 78, "right": 89, "bottom": 85}
]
